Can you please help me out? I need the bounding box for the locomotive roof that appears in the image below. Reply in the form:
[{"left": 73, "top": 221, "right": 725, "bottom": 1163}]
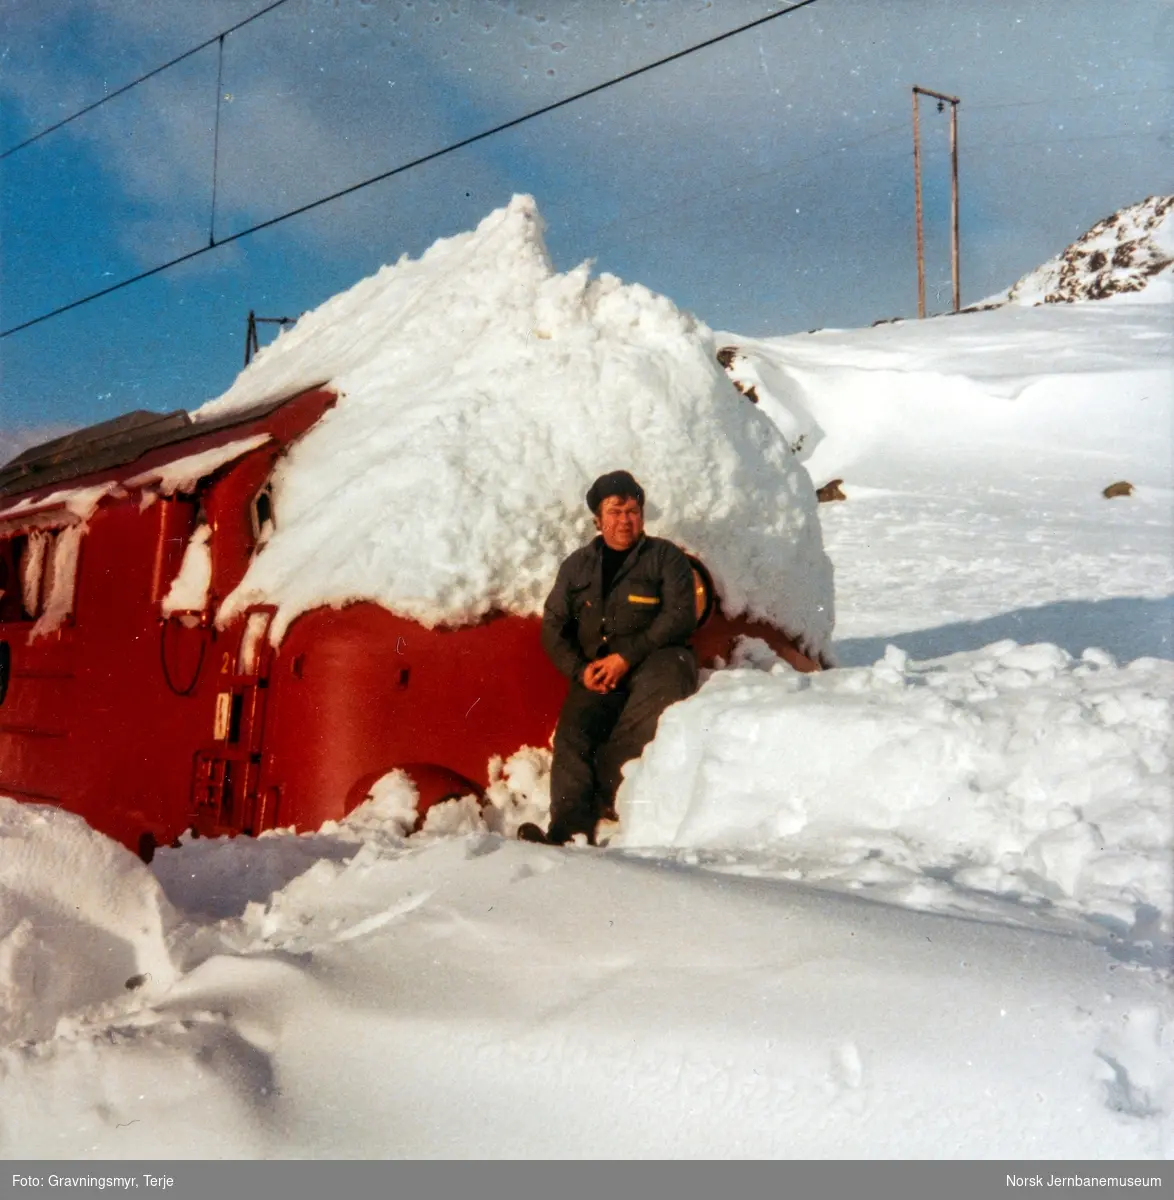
[{"left": 0, "top": 390, "right": 318, "bottom": 501}]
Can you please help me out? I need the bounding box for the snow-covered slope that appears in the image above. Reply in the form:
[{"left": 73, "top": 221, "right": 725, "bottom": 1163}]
[
  {"left": 980, "top": 194, "right": 1174, "bottom": 307},
  {"left": 194, "top": 196, "right": 834, "bottom": 656},
  {"left": 716, "top": 298, "right": 1172, "bottom": 658}
]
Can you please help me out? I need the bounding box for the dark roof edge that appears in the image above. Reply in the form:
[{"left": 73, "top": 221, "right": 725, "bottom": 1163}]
[{"left": 0, "top": 382, "right": 332, "bottom": 501}]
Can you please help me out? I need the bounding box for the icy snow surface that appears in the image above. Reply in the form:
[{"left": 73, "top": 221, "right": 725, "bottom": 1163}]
[
  {"left": 1, "top": 214, "right": 1172, "bottom": 1159},
  {"left": 194, "top": 196, "right": 834, "bottom": 655}
]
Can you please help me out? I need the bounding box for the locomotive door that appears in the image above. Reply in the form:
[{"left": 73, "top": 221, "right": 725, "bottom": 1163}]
[{"left": 189, "top": 605, "right": 277, "bottom": 837}]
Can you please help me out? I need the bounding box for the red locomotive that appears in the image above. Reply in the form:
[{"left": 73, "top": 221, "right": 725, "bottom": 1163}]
[{"left": 0, "top": 385, "right": 821, "bottom": 859}]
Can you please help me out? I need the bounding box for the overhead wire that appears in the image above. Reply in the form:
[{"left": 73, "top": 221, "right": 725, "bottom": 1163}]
[
  {"left": 966, "top": 128, "right": 1169, "bottom": 152},
  {"left": 580, "top": 83, "right": 1174, "bottom": 243},
  {"left": 0, "top": 0, "right": 824, "bottom": 340},
  {"left": 209, "top": 36, "right": 227, "bottom": 247},
  {"left": 580, "top": 120, "right": 909, "bottom": 241},
  {"left": 964, "top": 85, "right": 1172, "bottom": 114},
  {"left": 0, "top": 0, "right": 294, "bottom": 160}
]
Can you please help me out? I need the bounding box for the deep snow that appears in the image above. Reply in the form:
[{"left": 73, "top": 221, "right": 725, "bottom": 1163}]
[{"left": 0, "top": 200, "right": 1171, "bottom": 1159}]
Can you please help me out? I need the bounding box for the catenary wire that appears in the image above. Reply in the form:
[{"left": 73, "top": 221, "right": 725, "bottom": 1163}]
[
  {"left": 0, "top": 0, "right": 294, "bottom": 160},
  {"left": 0, "top": 0, "right": 824, "bottom": 340},
  {"left": 209, "top": 36, "right": 227, "bottom": 247},
  {"left": 578, "top": 120, "right": 909, "bottom": 240}
]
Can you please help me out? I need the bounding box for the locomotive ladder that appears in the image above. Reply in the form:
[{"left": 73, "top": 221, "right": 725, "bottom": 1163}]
[{"left": 189, "top": 605, "right": 277, "bottom": 838}]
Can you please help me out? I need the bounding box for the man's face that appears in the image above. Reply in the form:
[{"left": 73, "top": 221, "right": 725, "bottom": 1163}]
[{"left": 595, "top": 495, "right": 644, "bottom": 551}]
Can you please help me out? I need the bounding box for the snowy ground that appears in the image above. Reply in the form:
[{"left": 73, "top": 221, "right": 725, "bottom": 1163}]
[{"left": 1, "top": 233, "right": 1171, "bottom": 1159}]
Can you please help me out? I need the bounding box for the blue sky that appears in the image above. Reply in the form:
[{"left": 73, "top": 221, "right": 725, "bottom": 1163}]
[{"left": 1, "top": 0, "right": 1169, "bottom": 444}]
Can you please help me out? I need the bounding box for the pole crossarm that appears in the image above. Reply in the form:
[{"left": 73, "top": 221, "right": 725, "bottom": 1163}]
[{"left": 913, "top": 85, "right": 961, "bottom": 105}]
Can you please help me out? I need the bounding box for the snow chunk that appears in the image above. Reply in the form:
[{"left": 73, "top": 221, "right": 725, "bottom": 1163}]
[
  {"left": 616, "top": 645, "right": 1174, "bottom": 938},
  {"left": 194, "top": 196, "right": 833, "bottom": 656},
  {"left": 161, "top": 524, "right": 212, "bottom": 616},
  {"left": 420, "top": 795, "right": 486, "bottom": 837},
  {"left": 482, "top": 745, "right": 553, "bottom": 836},
  {"left": 125, "top": 434, "right": 271, "bottom": 495},
  {"left": 343, "top": 770, "right": 419, "bottom": 839},
  {"left": 20, "top": 530, "right": 48, "bottom": 615},
  {"left": 0, "top": 799, "right": 178, "bottom": 1043},
  {"left": 30, "top": 524, "right": 83, "bottom": 639},
  {"left": 0, "top": 482, "right": 120, "bottom": 525}
]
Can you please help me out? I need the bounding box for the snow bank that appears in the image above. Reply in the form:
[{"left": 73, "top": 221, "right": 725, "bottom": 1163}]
[
  {"left": 719, "top": 299, "right": 1173, "bottom": 492},
  {"left": 617, "top": 641, "right": 1173, "bottom": 941},
  {"left": 193, "top": 196, "right": 833, "bottom": 655},
  {"left": 0, "top": 800, "right": 179, "bottom": 1044}
]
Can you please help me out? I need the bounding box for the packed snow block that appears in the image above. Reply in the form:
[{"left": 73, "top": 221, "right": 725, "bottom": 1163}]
[
  {"left": 196, "top": 195, "right": 834, "bottom": 659},
  {"left": 0, "top": 799, "right": 178, "bottom": 1043},
  {"left": 615, "top": 643, "right": 1174, "bottom": 939}
]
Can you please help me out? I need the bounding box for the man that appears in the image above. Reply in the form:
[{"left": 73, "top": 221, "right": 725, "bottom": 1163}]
[{"left": 520, "top": 470, "right": 699, "bottom": 845}]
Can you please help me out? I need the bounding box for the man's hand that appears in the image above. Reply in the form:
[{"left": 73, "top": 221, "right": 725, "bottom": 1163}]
[{"left": 582, "top": 654, "right": 630, "bottom": 694}]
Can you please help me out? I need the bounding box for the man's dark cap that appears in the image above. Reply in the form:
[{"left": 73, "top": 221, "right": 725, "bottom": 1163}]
[{"left": 586, "top": 470, "right": 645, "bottom": 514}]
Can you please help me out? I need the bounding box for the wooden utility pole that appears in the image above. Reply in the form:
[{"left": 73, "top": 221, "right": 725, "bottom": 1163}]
[{"left": 911, "top": 86, "right": 961, "bottom": 317}]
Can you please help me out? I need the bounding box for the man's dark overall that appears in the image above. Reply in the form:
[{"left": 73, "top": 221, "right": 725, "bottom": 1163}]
[{"left": 541, "top": 534, "right": 698, "bottom": 844}]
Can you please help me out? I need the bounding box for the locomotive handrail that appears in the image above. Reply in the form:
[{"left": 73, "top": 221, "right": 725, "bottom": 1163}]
[{"left": 159, "top": 610, "right": 210, "bottom": 696}]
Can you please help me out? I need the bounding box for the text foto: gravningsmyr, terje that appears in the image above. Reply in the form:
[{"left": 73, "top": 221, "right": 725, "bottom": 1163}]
[{"left": 12, "top": 1178, "right": 173, "bottom": 1191}]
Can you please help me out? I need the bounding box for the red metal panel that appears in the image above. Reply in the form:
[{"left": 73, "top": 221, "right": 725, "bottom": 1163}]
[
  {"left": 257, "top": 604, "right": 569, "bottom": 830},
  {"left": 692, "top": 608, "right": 825, "bottom": 673}
]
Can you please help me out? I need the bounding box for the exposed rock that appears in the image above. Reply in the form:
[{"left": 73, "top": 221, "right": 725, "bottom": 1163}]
[{"left": 984, "top": 196, "right": 1173, "bottom": 307}]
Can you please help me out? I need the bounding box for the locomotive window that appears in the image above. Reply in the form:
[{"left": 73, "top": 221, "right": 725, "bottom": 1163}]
[
  {"left": 0, "top": 529, "right": 79, "bottom": 626},
  {"left": 0, "top": 535, "right": 40, "bottom": 622},
  {"left": 0, "top": 540, "right": 17, "bottom": 622},
  {"left": 250, "top": 482, "right": 275, "bottom": 549}
]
